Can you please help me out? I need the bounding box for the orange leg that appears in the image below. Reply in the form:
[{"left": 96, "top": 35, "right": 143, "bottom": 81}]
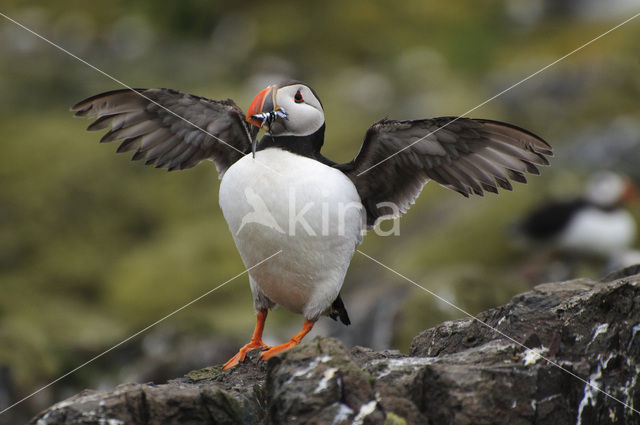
[
  {"left": 260, "top": 319, "right": 315, "bottom": 361},
  {"left": 223, "top": 310, "right": 270, "bottom": 370}
]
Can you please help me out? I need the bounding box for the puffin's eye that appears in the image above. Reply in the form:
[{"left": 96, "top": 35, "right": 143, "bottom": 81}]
[{"left": 294, "top": 90, "right": 304, "bottom": 103}]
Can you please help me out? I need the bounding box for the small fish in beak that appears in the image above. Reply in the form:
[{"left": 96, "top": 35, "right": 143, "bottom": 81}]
[{"left": 246, "top": 85, "right": 288, "bottom": 158}]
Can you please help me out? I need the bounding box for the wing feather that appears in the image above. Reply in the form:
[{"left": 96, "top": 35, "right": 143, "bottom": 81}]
[
  {"left": 339, "top": 117, "right": 552, "bottom": 225},
  {"left": 116, "top": 137, "right": 141, "bottom": 153},
  {"left": 72, "top": 88, "right": 257, "bottom": 177}
]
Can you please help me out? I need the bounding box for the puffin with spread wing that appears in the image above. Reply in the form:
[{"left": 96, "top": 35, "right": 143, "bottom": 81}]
[{"left": 72, "top": 80, "right": 552, "bottom": 369}]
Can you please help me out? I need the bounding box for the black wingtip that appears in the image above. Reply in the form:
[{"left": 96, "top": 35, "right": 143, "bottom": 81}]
[
  {"left": 476, "top": 118, "right": 552, "bottom": 151},
  {"left": 71, "top": 88, "right": 148, "bottom": 112},
  {"left": 116, "top": 137, "right": 139, "bottom": 153},
  {"left": 534, "top": 152, "right": 551, "bottom": 166},
  {"left": 495, "top": 176, "right": 513, "bottom": 191},
  {"left": 87, "top": 114, "right": 117, "bottom": 132},
  {"left": 100, "top": 131, "right": 119, "bottom": 144},
  {"left": 508, "top": 169, "right": 528, "bottom": 184},
  {"left": 131, "top": 150, "right": 145, "bottom": 161}
]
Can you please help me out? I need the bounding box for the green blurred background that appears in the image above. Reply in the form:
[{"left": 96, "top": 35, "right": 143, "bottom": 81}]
[{"left": 2, "top": 0, "right": 640, "bottom": 422}]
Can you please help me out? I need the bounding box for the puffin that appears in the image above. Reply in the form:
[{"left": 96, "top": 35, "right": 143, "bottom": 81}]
[
  {"left": 71, "top": 81, "right": 553, "bottom": 369},
  {"left": 516, "top": 171, "right": 637, "bottom": 260}
]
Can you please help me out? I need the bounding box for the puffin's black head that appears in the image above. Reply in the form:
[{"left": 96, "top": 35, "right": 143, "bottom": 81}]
[{"left": 246, "top": 81, "right": 325, "bottom": 155}]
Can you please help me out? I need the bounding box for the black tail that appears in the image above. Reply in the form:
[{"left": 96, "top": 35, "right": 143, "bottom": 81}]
[{"left": 328, "top": 294, "right": 351, "bottom": 325}]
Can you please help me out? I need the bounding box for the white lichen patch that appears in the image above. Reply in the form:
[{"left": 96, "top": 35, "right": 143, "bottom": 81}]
[
  {"left": 48, "top": 392, "right": 105, "bottom": 411},
  {"left": 585, "top": 323, "right": 610, "bottom": 350},
  {"left": 292, "top": 360, "right": 320, "bottom": 379},
  {"left": 621, "top": 365, "right": 640, "bottom": 415},
  {"left": 369, "top": 357, "right": 437, "bottom": 379},
  {"left": 315, "top": 367, "right": 338, "bottom": 394},
  {"left": 285, "top": 356, "right": 335, "bottom": 387},
  {"left": 99, "top": 419, "right": 124, "bottom": 425},
  {"left": 282, "top": 355, "right": 336, "bottom": 388},
  {"left": 37, "top": 397, "right": 124, "bottom": 425},
  {"left": 628, "top": 323, "right": 640, "bottom": 350},
  {"left": 331, "top": 403, "right": 354, "bottom": 425},
  {"left": 318, "top": 355, "right": 332, "bottom": 363},
  {"left": 352, "top": 400, "right": 377, "bottom": 425},
  {"left": 522, "top": 346, "right": 548, "bottom": 366},
  {"left": 601, "top": 352, "right": 616, "bottom": 369},
  {"left": 576, "top": 362, "right": 604, "bottom": 425},
  {"left": 593, "top": 323, "right": 609, "bottom": 339}
]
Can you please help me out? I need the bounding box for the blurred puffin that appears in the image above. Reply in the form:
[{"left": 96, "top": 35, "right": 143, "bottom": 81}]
[
  {"left": 517, "top": 171, "right": 636, "bottom": 260},
  {"left": 72, "top": 81, "right": 552, "bottom": 369}
]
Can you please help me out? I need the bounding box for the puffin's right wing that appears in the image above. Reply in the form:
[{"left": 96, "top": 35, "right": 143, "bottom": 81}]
[
  {"left": 72, "top": 88, "right": 257, "bottom": 178},
  {"left": 338, "top": 117, "right": 553, "bottom": 226}
]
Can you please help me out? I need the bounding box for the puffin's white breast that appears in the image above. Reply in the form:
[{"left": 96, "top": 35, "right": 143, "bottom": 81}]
[
  {"left": 558, "top": 207, "right": 636, "bottom": 256},
  {"left": 219, "top": 148, "right": 364, "bottom": 319}
]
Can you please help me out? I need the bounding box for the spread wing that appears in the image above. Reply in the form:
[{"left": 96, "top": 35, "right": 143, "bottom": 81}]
[
  {"left": 71, "top": 88, "right": 257, "bottom": 178},
  {"left": 338, "top": 117, "right": 553, "bottom": 225}
]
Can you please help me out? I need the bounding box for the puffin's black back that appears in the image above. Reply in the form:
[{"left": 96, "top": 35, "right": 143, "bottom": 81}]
[{"left": 519, "top": 199, "right": 589, "bottom": 240}]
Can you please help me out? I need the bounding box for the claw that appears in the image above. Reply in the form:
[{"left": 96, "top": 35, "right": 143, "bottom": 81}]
[
  {"left": 223, "top": 352, "right": 243, "bottom": 370},
  {"left": 223, "top": 342, "right": 270, "bottom": 370}
]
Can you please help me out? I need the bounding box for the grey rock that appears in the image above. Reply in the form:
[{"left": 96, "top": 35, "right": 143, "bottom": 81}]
[{"left": 30, "top": 275, "right": 640, "bottom": 425}]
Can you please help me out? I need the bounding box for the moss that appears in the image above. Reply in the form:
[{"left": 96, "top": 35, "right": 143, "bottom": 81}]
[
  {"left": 384, "top": 412, "right": 408, "bottom": 425},
  {"left": 185, "top": 366, "right": 223, "bottom": 382}
]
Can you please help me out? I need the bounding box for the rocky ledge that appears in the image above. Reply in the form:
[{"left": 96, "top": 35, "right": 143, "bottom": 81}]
[{"left": 31, "top": 269, "right": 640, "bottom": 425}]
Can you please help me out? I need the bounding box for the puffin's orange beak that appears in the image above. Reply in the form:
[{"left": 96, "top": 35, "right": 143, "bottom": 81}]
[
  {"left": 246, "top": 86, "right": 274, "bottom": 128},
  {"left": 623, "top": 178, "right": 638, "bottom": 204}
]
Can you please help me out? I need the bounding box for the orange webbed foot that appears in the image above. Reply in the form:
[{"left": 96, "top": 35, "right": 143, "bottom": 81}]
[
  {"left": 259, "top": 319, "right": 315, "bottom": 362},
  {"left": 223, "top": 310, "right": 270, "bottom": 370},
  {"left": 259, "top": 340, "right": 300, "bottom": 361},
  {"left": 223, "top": 341, "right": 270, "bottom": 370}
]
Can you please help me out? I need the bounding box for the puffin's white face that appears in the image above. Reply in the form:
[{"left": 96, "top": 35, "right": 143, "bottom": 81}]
[
  {"left": 273, "top": 84, "right": 324, "bottom": 136},
  {"left": 586, "top": 171, "right": 636, "bottom": 206},
  {"left": 246, "top": 83, "right": 325, "bottom": 137}
]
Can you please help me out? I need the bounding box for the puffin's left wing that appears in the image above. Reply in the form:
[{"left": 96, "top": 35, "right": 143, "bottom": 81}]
[{"left": 338, "top": 117, "right": 552, "bottom": 226}]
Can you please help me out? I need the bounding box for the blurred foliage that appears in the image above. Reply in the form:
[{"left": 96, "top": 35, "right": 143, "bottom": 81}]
[{"left": 2, "top": 0, "right": 640, "bottom": 422}]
